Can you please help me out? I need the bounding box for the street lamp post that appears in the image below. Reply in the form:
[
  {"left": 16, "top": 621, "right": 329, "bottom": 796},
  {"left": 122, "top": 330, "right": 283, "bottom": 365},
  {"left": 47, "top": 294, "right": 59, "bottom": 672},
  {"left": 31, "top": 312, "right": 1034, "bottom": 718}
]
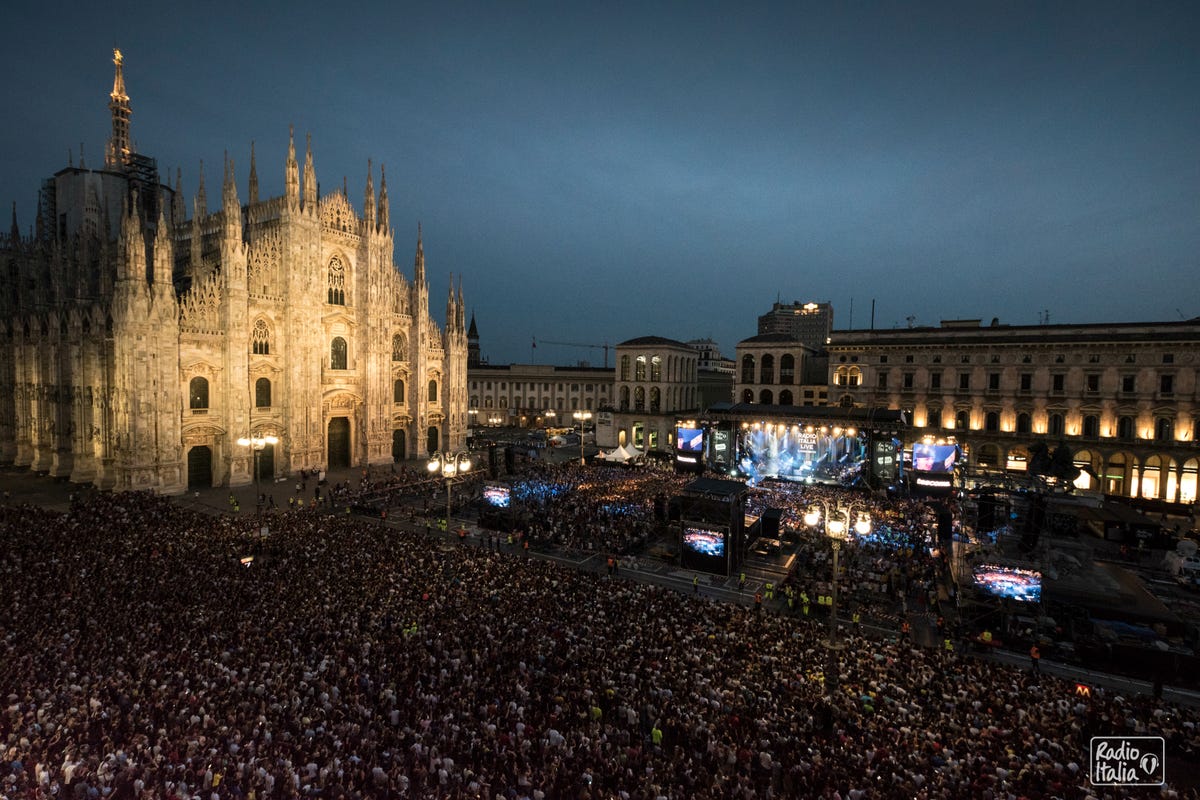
[
  {"left": 236, "top": 434, "right": 279, "bottom": 502},
  {"left": 427, "top": 450, "right": 471, "bottom": 531},
  {"left": 804, "top": 500, "right": 871, "bottom": 691},
  {"left": 573, "top": 410, "right": 593, "bottom": 465}
]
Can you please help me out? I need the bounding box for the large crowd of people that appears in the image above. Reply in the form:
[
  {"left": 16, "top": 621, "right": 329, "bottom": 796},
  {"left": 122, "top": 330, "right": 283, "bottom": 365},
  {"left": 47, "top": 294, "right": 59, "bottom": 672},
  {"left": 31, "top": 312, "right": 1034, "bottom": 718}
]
[{"left": 3, "top": 475, "right": 1200, "bottom": 799}]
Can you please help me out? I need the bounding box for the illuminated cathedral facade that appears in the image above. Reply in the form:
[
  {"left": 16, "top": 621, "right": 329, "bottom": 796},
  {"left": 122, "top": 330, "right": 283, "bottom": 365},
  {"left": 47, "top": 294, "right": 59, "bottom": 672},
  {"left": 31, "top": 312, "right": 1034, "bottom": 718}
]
[{"left": 0, "top": 51, "right": 468, "bottom": 493}]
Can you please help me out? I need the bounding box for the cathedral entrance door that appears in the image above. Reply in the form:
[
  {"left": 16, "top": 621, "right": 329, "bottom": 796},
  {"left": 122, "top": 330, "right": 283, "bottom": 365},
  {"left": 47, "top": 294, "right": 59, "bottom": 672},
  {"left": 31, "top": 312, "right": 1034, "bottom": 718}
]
[
  {"left": 327, "top": 417, "right": 351, "bottom": 468},
  {"left": 392, "top": 429, "right": 406, "bottom": 462},
  {"left": 426, "top": 425, "right": 439, "bottom": 454},
  {"left": 258, "top": 443, "right": 275, "bottom": 481},
  {"left": 187, "top": 446, "right": 213, "bottom": 489}
]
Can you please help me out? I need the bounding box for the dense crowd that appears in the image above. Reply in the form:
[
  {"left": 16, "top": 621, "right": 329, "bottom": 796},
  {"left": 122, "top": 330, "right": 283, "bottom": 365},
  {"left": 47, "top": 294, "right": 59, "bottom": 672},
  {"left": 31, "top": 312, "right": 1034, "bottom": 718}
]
[{"left": 3, "top": 486, "right": 1200, "bottom": 799}]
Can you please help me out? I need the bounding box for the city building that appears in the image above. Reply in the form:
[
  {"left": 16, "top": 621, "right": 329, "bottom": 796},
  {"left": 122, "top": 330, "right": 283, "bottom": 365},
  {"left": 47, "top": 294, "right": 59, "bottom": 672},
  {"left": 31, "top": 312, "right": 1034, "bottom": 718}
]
[
  {"left": 757, "top": 299, "right": 834, "bottom": 351},
  {"left": 686, "top": 338, "right": 734, "bottom": 410},
  {"left": 0, "top": 51, "right": 467, "bottom": 493},
  {"left": 468, "top": 363, "right": 612, "bottom": 428},
  {"left": 734, "top": 334, "right": 828, "bottom": 407},
  {"left": 826, "top": 319, "right": 1200, "bottom": 505},
  {"left": 599, "top": 336, "right": 699, "bottom": 452},
  {"left": 686, "top": 337, "right": 735, "bottom": 374}
]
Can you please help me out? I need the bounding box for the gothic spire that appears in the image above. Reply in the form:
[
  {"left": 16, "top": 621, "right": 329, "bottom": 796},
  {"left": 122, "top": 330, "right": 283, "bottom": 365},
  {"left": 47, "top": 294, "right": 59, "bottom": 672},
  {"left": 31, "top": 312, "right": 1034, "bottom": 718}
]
[
  {"left": 222, "top": 153, "right": 241, "bottom": 241},
  {"left": 467, "top": 311, "right": 479, "bottom": 339},
  {"left": 196, "top": 160, "right": 207, "bottom": 217},
  {"left": 378, "top": 163, "right": 390, "bottom": 232},
  {"left": 248, "top": 141, "right": 259, "bottom": 205},
  {"left": 414, "top": 222, "right": 425, "bottom": 285},
  {"left": 119, "top": 187, "right": 146, "bottom": 282},
  {"left": 172, "top": 167, "right": 185, "bottom": 225},
  {"left": 302, "top": 133, "right": 317, "bottom": 210},
  {"left": 10, "top": 202, "right": 19, "bottom": 247},
  {"left": 152, "top": 194, "right": 172, "bottom": 287},
  {"left": 285, "top": 125, "right": 299, "bottom": 206},
  {"left": 457, "top": 276, "right": 465, "bottom": 331},
  {"left": 363, "top": 159, "right": 376, "bottom": 228},
  {"left": 106, "top": 48, "right": 132, "bottom": 169}
]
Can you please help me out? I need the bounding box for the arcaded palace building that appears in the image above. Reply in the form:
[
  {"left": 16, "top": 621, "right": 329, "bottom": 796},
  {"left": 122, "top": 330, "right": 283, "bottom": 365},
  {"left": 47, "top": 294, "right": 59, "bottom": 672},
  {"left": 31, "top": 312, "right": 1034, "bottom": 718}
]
[
  {"left": 0, "top": 51, "right": 467, "bottom": 493},
  {"left": 826, "top": 319, "right": 1200, "bottom": 505}
]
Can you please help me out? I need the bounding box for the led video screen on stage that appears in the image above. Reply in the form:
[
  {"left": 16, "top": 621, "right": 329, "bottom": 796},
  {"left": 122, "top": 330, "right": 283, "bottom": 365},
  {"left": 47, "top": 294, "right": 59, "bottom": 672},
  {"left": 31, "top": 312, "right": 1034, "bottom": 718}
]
[
  {"left": 973, "top": 564, "right": 1041, "bottom": 603},
  {"left": 483, "top": 483, "right": 511, "bottom": 508},
  {"left": 736, "top": 425, "right": 868, "bottom": 484},
  {"left": 912, "top": 443, "right": 959, "bottom": 473},
  {"left": 676, "top": 426, "right": 704, "bottom": 452}
]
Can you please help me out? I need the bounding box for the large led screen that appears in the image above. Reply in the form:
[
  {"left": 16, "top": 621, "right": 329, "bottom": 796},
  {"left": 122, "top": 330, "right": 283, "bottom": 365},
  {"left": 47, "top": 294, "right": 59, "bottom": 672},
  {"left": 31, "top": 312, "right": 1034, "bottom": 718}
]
[
  {"left": 911, "top": 443, "right": 959, "bottom": 473},
  {"left": 483, "top": 483, "right": 511, "bottom": 508},
  {"left": 683, "top": 527, "right": 725, "bottom": 558},
  {"left": 736, "top": 425, "right": 867, "bottom": 484},
  {"left": 676, "top": 426, "right": 704, "bottom": 452},
  {"left": 972, "top": 564, "right": 1041, "bottom": 603}
]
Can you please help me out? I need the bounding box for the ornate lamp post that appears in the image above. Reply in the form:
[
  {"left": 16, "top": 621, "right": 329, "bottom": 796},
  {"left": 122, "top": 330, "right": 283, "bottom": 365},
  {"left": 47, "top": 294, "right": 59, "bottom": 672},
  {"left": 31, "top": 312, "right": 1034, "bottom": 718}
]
[
  {"left": 237, "top": 434, "right": 279, "bottom": 500},
  {"left": 573, "top": 410, "right": 593, "bottom": 465},
  {"left": 804, "top": 500, "right": 871, "bottom": 691},
  {"left": 427, "top": 450, "right": 471, "bottom": 530}
]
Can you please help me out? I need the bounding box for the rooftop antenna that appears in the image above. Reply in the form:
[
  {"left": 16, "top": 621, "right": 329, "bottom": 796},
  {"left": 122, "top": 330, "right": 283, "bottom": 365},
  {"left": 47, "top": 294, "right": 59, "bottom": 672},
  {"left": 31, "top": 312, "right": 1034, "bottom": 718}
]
[{"left": 905, "top": 315, "right": 916, "bottom": 329}]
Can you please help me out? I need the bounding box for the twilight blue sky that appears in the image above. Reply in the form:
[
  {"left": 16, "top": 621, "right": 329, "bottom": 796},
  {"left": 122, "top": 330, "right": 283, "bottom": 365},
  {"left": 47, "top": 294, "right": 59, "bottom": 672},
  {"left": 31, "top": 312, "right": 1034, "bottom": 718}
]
[{"left": 4, "top": 1, "right": 1198, "bottom": 365}]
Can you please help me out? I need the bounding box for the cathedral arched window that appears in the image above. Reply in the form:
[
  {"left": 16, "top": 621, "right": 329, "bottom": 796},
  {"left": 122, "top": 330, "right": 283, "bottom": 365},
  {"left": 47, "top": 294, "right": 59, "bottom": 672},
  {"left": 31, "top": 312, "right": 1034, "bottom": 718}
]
[
  {"left": 1016, "top": 412, "right": 1032, "bottom": 434},
  {"left": 252, "top": 319, "right": 271, "bottom": 355},
  {"left": 330, "top": 337, "right": 348, "bottom": 370},
  {"left": 327, "top": 256, "right": 347, "bottom": 306},
  {"left": 255, "top": 377, "right": 272, "bottom": 408},
  {"left": 392, "top": 332, "right": 407, "bottom": 362},
  {"left": 428, "top": 380, "right": 438, "bottom": 403},
  {"left": 189, "top": 376, "right": 209, "bottom": 410},
  {"left": 394, "top": 379, "right": 406, "bottom": 404}
]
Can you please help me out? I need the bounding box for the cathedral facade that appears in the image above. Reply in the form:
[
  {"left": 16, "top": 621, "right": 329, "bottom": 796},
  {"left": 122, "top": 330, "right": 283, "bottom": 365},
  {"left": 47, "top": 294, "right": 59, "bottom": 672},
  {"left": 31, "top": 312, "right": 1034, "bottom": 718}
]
[{"left": 0, "top": 51, "right": 468, "bottom": 493}]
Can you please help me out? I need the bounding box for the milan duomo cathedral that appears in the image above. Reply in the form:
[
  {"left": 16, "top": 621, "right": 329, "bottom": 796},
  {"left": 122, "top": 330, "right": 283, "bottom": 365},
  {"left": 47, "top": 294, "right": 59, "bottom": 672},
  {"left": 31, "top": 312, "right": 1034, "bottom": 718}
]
[{"left": 0, "top": 51, "right": 469, "bottom": 493}]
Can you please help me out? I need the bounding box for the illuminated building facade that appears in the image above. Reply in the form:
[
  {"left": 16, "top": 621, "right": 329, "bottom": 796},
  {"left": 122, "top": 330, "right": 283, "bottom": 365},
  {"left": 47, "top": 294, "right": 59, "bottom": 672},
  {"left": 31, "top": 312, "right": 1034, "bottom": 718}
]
[
  {"left": 601, "top": 336, "right": 699, "bottom": 452},
  {"left": 734, "top": 334, "right": 828, "bottom": 407},
  {"left": 827, "top": 319, "right": 1200, "bottom": 505},
  {"left": 0, "top": 51, "right": 467, "bottom": 492},
  {"left": 468, "top": 363, "right": 612, "bottom": 428}
]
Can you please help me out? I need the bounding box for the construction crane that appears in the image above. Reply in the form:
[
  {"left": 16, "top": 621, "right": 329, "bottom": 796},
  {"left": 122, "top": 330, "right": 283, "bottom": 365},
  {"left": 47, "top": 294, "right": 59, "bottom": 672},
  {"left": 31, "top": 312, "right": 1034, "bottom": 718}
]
[{"left": 535, "top": 339, "right": 610, "bottom": 369}]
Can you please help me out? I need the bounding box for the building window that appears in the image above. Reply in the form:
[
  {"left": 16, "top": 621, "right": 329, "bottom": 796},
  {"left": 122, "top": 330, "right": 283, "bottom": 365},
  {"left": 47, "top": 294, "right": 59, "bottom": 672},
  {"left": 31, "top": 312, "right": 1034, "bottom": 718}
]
[
  {"left": 905, "top": 355, "right": 914, "bottom": 364},
  {"left": 927, "top": 405, "right": 941, "bottom": 427},
  {"left": 903, "top": 372, "right": 914, "bottom": 389},
  {"left": 961, "top": 355, "right": 970, "bottom": 364},
  {"left": 988, "top": 372, "right": 1000, "bottom": 391},
  {"left": 932, "top": 356, "right": 941, "bottom": 364},
  {"left": 958, "top": 373, "right": 970, "bottom": 391},
  {"left": 879, "top": 355, "right": 888, "bottom": 364},
  {"left": 760, "top": 389, "right": 773, "bottom": 404},
  {"left": 255, "top": 377, "right": 271, "bottom": 408},
  {"left": 877, "top": 372, "right": 888, "bottom": 389},
  {"left": 1121, "top": 375, "right": 1135, "bottom": 393},
  {"left": 1156, "top": 417, "right": 1174, "bottom": 441},
  {"left": 327, "top": 256, "right": 347, "bottom": 305},
  {"left": 1086, "top": 373, "right": 1100, "bottom": 393},
  {"left": 394, "top": 379, "right": 406, "bottom": 404},
  {"left": 1082, "top": 414, "right": 1099, "bottom": 438},
  {"left": 1021, "top": 355, "right": 1031, "bottom": 364},
  {"left": 780, "top": 354, "right": 795, "bottom": 384},
  {"left": 930, "top": 372, "right": 941, "bottom": 390},
  {"left": 392, "top": 333, "right": 407, "bottom": 361},
  {"left": 620, "top": 386, "right": 630, "bottom": 411},
  {"left": 189, "top": 376, "right": 209, "bottom": 410},
  {"left": 1117, "top": 415, "right": 1134, "bottom": 440},
  {"left": 760, "top": 354, "right": 774, "bottom": 384},
  {"left": 779, "top": 389, "right": 793, "bottom": 405},
  {"left": 251, "top": 319, "right": 271, "bottom": 355},
  {"left": 985, "top": 411, "right": 999, "bottom": 432},
  {"left": 1020, "top": 373, "right": 1032, "bottom": 392},
  {"left": 634, "top": 386, "right": 645, "bottom": 411},
  {"left": 1016, "top": 412, "right": 1031, "bottom": 433},
  {"left": 741, "top": 354, "right": 755, "bottom": 384},
  {"left": 1161, "top": 374, "right": 1174, "bottom": 396},
  {"left": 650, "top": 356, "right": 662, "bottom": 382},
  {"left": 649, "top": 387, "right": 661, "bottom": 413},
  {"left": 1048, "top": 413, "right": 1064, "bottom": 436},
  {"left": 428, "top": 379, "right": 438, "bottom": 402},
  {"left": 1052, "top": 374, "right": 1064, "bottom": 393},
  {"left": 635, "top": 356, "right": 647, "bottom": 382},
  {"left": 619, "top": 355, "right": 630, "bottom": 381},
  {"left": 1163, "top": 353, "right": 1174, "bottom": 364},
  {"left": 955, "top": 410, "right": 969, "bottom": 430},
  {"left": 330, "top": 337, "right": 348, "bottom": 370},
  {"left": 742, "top": 388, "right": 754, "bottom": 403}
]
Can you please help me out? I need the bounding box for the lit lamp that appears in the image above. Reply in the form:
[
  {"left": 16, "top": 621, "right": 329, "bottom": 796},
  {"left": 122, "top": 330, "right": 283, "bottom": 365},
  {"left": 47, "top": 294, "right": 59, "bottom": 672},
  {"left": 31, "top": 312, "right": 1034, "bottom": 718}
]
[
  {"left": 488, "top": 415, "right": 502, "bottom": 427},
  {"left": 236, "top": 433, "right": 279, "bottom": 500},
  {"left": 805, "top": 500, "right": 871, "bottom": 692},
  {"left": 427, "top": 450, "right": 471, "bottom": 530},
  {"left": 468, "top": 408, "right": 479, "bottom": 429},
  {"left": 573, "top": 409, "right": 593, "bottom": 465}
]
